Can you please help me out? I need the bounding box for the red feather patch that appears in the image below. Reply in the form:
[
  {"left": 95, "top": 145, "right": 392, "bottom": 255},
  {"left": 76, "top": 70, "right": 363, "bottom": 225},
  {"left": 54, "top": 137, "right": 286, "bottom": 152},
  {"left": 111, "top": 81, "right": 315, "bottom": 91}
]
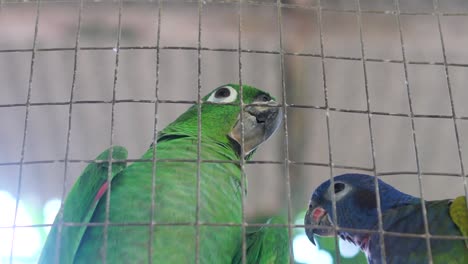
[{"left": 95, "top": 182, "right": 109, "bottom": 203}]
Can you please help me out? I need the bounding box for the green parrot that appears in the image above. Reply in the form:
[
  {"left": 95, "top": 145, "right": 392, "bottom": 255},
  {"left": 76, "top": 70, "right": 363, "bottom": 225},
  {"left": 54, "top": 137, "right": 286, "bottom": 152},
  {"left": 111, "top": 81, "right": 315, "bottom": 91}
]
[{"left": 39, "top": 84, "right": 284, "bottom": 263}]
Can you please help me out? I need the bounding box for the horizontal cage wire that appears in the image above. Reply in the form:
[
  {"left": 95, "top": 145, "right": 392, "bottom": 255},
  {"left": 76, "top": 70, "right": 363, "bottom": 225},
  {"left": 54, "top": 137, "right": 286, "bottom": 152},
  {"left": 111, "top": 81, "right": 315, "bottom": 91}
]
[{"left": 1, "top": 0, "right": 468, "bottom": 264}]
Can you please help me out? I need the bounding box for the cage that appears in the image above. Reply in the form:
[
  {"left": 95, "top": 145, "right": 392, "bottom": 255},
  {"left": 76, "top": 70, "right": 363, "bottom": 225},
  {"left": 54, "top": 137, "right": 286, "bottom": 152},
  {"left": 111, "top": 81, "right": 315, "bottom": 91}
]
[{"left": 0, "top": 0, "right": 467, "bottom": 263}]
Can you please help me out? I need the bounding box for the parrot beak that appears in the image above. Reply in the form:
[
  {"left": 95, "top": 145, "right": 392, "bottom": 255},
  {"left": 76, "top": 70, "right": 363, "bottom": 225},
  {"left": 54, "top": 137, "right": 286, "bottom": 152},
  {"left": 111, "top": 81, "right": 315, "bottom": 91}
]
[
  {"left": 304, "top": 202, "right": 334, "bottom": 246},
  {"left": 229, "top": 99, "right": 282, "bottom": 155}
]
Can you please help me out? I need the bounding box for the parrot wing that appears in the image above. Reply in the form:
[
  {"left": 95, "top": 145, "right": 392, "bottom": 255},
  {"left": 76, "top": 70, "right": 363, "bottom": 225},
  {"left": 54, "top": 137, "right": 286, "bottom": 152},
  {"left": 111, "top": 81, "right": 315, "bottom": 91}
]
[
  {"left": 233, "top": 216, "right": 290, "bottom": 264},
  {"left": 371, "top": 199, "right": 468, "bottom": 264},
  {"left": 38, "top": 146, "right": 128, "bottom": 264},
  {"left": 449, "top": 196, "right": 468, "bottom": 248}
]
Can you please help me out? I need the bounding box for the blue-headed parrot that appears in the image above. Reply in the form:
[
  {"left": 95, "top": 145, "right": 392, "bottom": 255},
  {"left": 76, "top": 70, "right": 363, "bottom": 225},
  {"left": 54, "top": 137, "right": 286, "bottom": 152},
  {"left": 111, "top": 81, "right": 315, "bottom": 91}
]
[{"left": 304, "top": 173, "right": 468, "bottom": 264}]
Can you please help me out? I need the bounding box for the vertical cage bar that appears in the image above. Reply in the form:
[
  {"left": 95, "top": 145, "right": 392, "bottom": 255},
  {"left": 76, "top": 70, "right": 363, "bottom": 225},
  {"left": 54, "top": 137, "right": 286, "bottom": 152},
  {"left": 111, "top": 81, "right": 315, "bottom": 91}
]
[
  {"left": 53, "top": 0, "right": 84, "bottom": 263},
  {"left": 237, "top": 1, "right": 247, "bottom": 264},
  {"left": 195, "top": 0, "right": 203, "bottom": 263},
  {"left": 275, "top": 0, "right": 294, "bottom": 262},
  {"left": 148, "top": 0, "right": 162, "bottom": 262},
  {"left": 315, "top": 0, "right": 341, "bottom": 263},
  {"left": 394, "top": 0, "right": 434, "bottom": 263},
  {"left": 102, "top": 0, "right": 124, "bottom": 263},
  {"left": 355, "top": 0, "right": 388, "bottom": 263},
  {"left": 8, "top": 0, "right": 41, "bottom": 263}
]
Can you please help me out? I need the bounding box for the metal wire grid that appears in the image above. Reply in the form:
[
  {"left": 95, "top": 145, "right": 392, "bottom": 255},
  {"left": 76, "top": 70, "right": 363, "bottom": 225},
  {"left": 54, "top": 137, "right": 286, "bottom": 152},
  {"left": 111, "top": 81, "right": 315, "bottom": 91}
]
[
  {"left": 2, "top": 0, "right": 468, "bottom": 15},
  {"left": 48, "top": 0, "right": 84, "bottom": 262},
  {"left": 1, "top": 0, "right": 468, "bottom": 264}
]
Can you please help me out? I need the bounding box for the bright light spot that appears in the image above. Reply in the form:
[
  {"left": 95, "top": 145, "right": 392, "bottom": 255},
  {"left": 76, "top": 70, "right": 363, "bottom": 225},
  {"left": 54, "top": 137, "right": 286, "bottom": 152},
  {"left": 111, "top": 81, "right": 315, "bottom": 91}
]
[
  {"left": 43, "top": 199, "right": 61, "bottom": 234},
  {"left": 293, "top": 234, "right": 333, "bottom": 264},
  {"left": 339, "top": 237, "right": 361, "bottom": 258},
  {"left": 0, "top": 191, "right": 15, "bottom": 227},
  {"left": 113, "top": 47, "right": 118, "bottom": 52},
  {"left": 0, "top": 191, "right": 42, "bottom": 260}
]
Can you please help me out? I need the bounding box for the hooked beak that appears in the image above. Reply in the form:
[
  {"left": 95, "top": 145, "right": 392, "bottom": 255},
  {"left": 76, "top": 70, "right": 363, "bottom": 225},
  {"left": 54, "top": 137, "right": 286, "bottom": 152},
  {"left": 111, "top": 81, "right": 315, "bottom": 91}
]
[
  {"left": 304, "top": 202, "right": 334, "bottom": 246},
  {"left": 228, "top": 100, "right": 282, "bottom": 155}
]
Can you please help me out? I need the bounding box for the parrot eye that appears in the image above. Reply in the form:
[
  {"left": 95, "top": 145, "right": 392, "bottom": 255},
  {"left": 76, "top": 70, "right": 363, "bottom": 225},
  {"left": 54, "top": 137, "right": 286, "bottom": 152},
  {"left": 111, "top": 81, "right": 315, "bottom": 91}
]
[
  {"left": 257, "top": 94, "right": 271, "bottom": 102},
  {"left": 325, "top": 180, "right": 351, "bottom": 202},
  {"left": 207, "top": 86, "right": 238, "bottom": 104},
  {"left": 334, "top": 182, "right": 346, "bottom": 194},
  {"left": 215, "top": 87, "right": 231, "bottom": 98}
]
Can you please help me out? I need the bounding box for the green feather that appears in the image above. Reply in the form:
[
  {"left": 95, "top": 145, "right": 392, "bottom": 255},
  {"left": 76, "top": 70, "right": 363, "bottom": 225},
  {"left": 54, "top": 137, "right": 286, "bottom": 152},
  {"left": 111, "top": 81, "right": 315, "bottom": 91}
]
[
  {"left": 450, "top": 196, "right": 468, "bottom": 248},
  {"left": 233, "top": 216, "right": 291, "bottom": 264},
  {"left": 39, "top": 146, "right": 128, "bottom": 264},
  {"left": 74, "top": 137, "right": 243, "bottom": 263}
]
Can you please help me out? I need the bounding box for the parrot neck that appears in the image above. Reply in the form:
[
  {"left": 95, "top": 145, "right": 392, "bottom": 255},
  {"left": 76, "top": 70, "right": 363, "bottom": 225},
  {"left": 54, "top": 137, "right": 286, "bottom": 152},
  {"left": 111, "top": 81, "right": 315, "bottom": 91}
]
[
  {"left": 156, "top": 133, "right": 241, "bottom": 162},
  {"left": 158, "top": 128, "right": 254, "bottom": 161},
  {"left": 376, "top": 185, "right": 421, "bottom": 216}
]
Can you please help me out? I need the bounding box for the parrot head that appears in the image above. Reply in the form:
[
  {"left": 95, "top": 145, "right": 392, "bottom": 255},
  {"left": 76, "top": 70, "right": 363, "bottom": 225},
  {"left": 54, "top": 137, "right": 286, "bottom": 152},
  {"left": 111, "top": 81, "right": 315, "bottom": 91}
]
[
  {"left": 304, "top": 173, "right": 418, "bottom": 252},
  {"left": 160, "top": 84, "right": 282, "bottom": 157}
]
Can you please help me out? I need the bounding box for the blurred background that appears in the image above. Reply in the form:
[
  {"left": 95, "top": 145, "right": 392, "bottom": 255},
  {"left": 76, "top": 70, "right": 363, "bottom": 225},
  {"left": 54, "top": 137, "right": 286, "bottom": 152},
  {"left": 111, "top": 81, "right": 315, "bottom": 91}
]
[{"left": 1, "top": 0, "right": 468, "bottom": 263}]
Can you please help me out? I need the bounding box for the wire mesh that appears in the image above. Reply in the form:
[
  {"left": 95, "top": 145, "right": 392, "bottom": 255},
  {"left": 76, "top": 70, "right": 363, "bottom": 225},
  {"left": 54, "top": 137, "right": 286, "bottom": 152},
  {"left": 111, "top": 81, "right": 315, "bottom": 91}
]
[
  {"left": 50, "top": 0, "right": 84, "bottom": 263},
  {"left": 148, "top": 0, "right": 162, "bottom": 262},
  {"left": 354, "top": 0, "right": 387, "bottom": 262},
  {"left": 7, "top": 0, "right": 41, "bottom": 262},
  {"left": 1, "top": 0, "right": 468, "bottom": 264},
  {"left": 394, "top": 0, "right": 433, "bottom": 261}
]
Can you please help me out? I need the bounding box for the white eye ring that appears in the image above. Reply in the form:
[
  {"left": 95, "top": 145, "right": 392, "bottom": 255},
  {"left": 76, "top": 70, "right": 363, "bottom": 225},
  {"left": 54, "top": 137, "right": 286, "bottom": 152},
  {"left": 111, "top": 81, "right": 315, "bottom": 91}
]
[
  {"left": 326, "top": 181, "right": 351, "bottom": 202},
  {"left": 207, "top": 86, "right": 238, "bottom": 104}
]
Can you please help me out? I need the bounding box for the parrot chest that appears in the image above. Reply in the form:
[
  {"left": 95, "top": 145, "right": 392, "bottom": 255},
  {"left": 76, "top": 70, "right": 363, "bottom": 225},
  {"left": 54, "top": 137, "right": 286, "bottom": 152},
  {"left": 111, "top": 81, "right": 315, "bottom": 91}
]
[{"left": 74, "top": 141, "right": 244, "bottom": 263}]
